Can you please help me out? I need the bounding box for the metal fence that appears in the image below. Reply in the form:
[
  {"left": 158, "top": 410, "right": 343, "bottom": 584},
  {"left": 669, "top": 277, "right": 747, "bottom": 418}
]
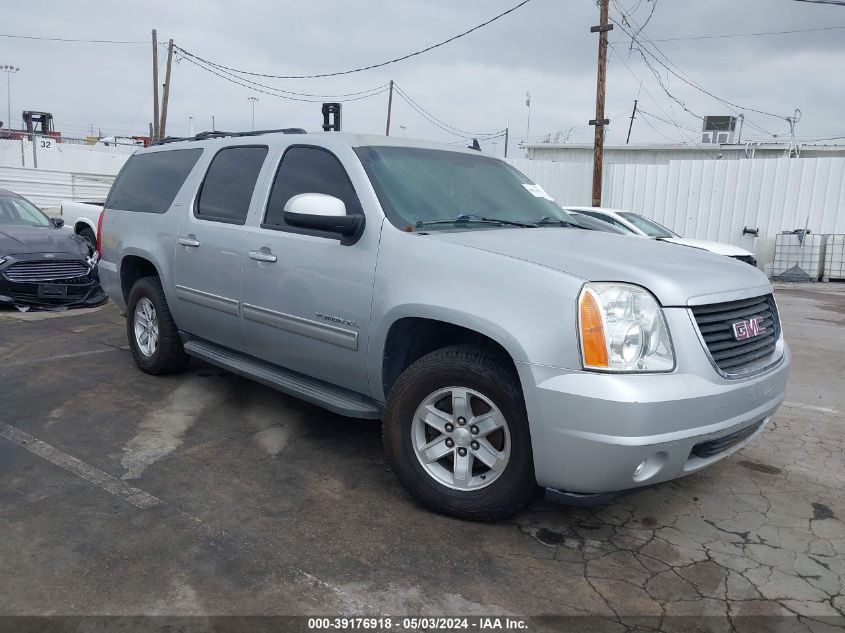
[
  {"left": 0, "top": 166, "right": 116, "bottom": 212},
  {"left": 508, "top": 157, "right": 845, "bottom": 252},
  {"left": 0, "top": 133, "right": 136, "bottom": 174}
]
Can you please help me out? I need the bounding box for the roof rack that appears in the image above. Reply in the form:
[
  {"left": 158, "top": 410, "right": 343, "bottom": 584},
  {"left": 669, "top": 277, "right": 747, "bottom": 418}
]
[{"left": 151, "top": 128, "right": 307, "bottom": 146}]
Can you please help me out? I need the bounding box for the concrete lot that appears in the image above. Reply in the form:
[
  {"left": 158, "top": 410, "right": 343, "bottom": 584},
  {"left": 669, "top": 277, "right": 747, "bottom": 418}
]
[{"left": 1, "top": 285, "right": 843, "bottom": 629}]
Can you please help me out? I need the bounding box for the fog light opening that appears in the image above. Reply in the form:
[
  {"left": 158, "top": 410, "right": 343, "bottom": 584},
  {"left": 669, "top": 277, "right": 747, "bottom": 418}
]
[{"left": 632, "top": 451, "right": 668, "bottom": 483}]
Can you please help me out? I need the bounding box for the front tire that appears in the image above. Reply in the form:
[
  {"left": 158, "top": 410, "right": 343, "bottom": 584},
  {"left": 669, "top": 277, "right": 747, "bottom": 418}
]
[
  {"left": 126, "top": 276, "right": 189, "bottom": 375},
  {"left": 383, "top": 345, "right": 536, "bottom": 521}
]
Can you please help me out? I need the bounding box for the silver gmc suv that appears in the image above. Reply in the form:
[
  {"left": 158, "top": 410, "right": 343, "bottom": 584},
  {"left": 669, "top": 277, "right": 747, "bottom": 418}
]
[{"left": 98, "top": 131, "right": 790, "bottom": 521}]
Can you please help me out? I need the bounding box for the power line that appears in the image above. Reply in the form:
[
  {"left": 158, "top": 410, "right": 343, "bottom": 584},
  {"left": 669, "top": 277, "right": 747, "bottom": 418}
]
[
  {"left": 0, "top": 32, "right": 146, "bottom": 44},
  {"left": 180, "top": 54, "right": 389, "bottom": 103},
  {"left": 393, "top": 84, "right": 501, "bottom": 139},
  {"left": 172, "top": 0, "right": 533, "bottom": 79},
  {"left": 175, "top": 49, "right": 390, "bottom": 99},
  {"left": 643, "top": 24, "right": 845, "bottom": 42},
  {"left": 610, "top": 15, "right": 788, "bottom": 123},
  {"left": 638, "top": 108, "right": 699, "bottom": 133}
]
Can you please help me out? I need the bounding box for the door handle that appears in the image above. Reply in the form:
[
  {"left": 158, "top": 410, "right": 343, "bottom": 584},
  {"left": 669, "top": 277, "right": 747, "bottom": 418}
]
[
  {"left": 178, "top": 235, "right": 200, "bottom": 247},
  {"left": 249, "top": 248, "right": 277, "bottom": 263}
]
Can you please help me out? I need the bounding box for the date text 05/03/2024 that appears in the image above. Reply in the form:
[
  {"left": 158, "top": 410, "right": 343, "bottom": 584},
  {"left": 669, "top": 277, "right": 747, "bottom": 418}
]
[{"left": 306, "top": 617, "right": 528, "bottom": 630}]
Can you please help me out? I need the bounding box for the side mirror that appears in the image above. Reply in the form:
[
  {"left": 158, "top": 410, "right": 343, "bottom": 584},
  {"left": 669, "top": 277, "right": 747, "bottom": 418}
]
[
  {"left": 283, "top": 193, "right": 364, "bottom": 240},
  {"left": 51, "top": 217, "right": 65, "bottom": 228}
]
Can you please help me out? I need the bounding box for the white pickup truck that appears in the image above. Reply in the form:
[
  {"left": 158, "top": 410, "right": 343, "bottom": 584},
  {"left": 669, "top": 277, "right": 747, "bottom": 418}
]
[{"left": 58, "top": 200, "right": 103, "bottom": 247}]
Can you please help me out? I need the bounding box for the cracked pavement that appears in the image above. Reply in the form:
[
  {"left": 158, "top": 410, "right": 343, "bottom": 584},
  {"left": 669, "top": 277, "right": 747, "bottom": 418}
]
[{"left": 0, "top": 284, "right": 843, "bottom": 631}]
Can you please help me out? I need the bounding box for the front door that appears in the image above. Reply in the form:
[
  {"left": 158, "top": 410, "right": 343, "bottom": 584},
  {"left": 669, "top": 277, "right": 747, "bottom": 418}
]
[
  {"left": 241, "top": 144, "right": 379, "bottom": 395},
  {"left": 173, "top": 145, "right": 269, "bottom": 351}
]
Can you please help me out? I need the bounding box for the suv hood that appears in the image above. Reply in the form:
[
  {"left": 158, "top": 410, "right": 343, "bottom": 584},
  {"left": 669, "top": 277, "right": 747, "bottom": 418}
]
[
  {"left": 0, "top": 225, "right": 89, "bottom": 257},
  {"left": 425, "top": 228, "right": 770, "bottom": 306},
  {"left": 660, "top": 237, "right": 753, "bottom": 257}
]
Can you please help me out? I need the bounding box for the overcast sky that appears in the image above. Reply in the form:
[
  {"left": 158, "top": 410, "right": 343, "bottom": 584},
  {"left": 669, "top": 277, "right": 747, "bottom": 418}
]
[{"left": 2, "top": 0, "right": 844, "bottom": 154}]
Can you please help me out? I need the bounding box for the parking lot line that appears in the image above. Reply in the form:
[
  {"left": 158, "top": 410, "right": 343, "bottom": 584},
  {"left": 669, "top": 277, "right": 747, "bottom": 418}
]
[
  {"left": 1, "top": 347, "right": 126, "bottom": 369},
  {"left": 782, "top": 401, "right": 843, "bottom": 415},
  {"left": 0, "top": 423, "right": 162, "bottom": 509}
]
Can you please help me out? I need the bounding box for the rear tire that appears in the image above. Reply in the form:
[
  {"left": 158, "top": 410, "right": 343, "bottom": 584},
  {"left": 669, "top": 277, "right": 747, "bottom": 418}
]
[
  {"left": 383, "top": 344, "right": 536, "bottom": 521},
  {"left": 126, "top": 276, "right": 189, "bottom": 375},
  {"left": 78, "top": 227, "right": 96, "bottom": 250}
]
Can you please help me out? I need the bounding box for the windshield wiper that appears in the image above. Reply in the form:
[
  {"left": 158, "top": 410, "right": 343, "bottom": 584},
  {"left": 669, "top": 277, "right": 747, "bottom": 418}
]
[
  {"left": 415, "top": 213, "right": 536, "bottom": 229},
  {"left": 537, "top": 216, "right": 593, "bottom": 230}
]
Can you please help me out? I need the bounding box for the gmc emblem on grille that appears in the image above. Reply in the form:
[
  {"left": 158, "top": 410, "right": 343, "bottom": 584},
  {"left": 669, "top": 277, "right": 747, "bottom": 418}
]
[{"left": 732, "top": 315, "right": 766, "bottom": 341}]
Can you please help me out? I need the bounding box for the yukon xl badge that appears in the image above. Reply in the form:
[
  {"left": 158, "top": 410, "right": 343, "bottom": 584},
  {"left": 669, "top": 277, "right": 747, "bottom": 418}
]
[
  {"left": 732, "top": 316, "right": 766, "bottom": 341},
  {"left": 315, "top": 312, "right": 358, "bottom": 328}
]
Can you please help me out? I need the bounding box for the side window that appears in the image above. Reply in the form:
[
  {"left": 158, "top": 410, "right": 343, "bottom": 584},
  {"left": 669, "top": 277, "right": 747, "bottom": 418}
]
[
  {"left": 263, "top": 146, "right": 362, "bottom": 231},
  {"left": 196, "top": 146, "right": 268, "bottom": 225},
  {"left": 106, "top": 148, "right": 203, "bottom": 214}
]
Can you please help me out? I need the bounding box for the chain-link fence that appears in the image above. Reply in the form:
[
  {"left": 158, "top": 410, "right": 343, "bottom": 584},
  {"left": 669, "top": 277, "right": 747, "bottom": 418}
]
[{"left": 0, "top": 133, "right": 137, "bottom": 175}]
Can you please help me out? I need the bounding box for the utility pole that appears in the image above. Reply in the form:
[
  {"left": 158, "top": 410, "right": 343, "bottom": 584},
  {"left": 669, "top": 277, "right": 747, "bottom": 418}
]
[
  {"left": 504, "top": 126, "right": 509, "bottom": 158},
  {"left": 385, "top": 80, "right": 394, "bottom": 136},
  {"left": 212, "top": 115, "right": 216, "bottom": 131},
  {"left": 737, "top": 114, "right": 745, "bottom": 144},
  {"left": 159, "top": 39, "right": 174, "bottom": 138},
  {"left": 626, "top": 99, "right": 638, "bottom": 144},
  {"left": 589, "top": 0, "right": 612, "bottom": 207},
  {"left": 152, "top": 29, "right": 160, "bottom": 140}
]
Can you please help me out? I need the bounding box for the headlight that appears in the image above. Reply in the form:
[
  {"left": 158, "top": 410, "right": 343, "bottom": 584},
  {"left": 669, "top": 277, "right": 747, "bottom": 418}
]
[
  {"left": 578, "top": 282, "right": 674, "bottom": 372},
  {"left": 0, "top": 257, "right": 6, "bottom": 266}
]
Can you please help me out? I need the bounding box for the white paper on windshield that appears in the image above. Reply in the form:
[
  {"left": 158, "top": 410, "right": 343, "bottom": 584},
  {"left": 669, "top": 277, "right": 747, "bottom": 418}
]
[{"left": 522, "top": 183, "right": 554, "bottom": 201}]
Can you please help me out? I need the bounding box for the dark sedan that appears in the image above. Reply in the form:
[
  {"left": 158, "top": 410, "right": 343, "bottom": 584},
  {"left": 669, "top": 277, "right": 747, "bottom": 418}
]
[{"left": 0, "top": 189, "right": 106, "bottom": 309}]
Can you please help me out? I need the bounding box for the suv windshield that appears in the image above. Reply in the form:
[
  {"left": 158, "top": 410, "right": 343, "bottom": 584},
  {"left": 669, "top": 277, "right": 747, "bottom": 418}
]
[
  {"left": 356, "top": 146, "right": 579, "bottom": 230},
  {"left": 0, "top": 193, "right": 51, "bottom": 227},
  {"left": 618, "top": 212, "right": 678, "bottom": 238}
]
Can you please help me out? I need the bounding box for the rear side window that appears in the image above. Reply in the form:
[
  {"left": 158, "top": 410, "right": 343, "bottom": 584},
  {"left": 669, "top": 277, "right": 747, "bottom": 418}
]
[
  {"left": 196, "top": 146, "right": 269, "bottom": 225},
  {"left": 106, "top": 149, "right": 202, "bottom": 213},
  {"left": 263, "top": 146, "right": 361, "bottom": 231}
]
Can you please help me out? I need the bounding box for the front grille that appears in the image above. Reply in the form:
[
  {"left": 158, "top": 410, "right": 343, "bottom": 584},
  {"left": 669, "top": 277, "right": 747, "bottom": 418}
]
[
  {"left": 3, "top": 260, "right": 90, "bottom": 283},
  {"left": 690, "top": 420, "right": 763, "bottom": 458},
  {"left": 691, "top": 294, "right": 780, "bottom": 375}
]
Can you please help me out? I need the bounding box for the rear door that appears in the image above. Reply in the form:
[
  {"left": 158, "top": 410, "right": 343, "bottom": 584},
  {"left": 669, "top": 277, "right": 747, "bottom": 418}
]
[{"left": 173, "top": 144, "right": 269, "bottom": 350}]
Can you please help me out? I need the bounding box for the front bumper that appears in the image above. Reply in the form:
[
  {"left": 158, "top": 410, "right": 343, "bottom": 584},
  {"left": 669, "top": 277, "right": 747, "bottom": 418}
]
[
  {"left": 519, "top": 308, "right": 790, "bottom": 494},
  {"left": 0, "top": 254, "right": 108, "bottom": 309}
]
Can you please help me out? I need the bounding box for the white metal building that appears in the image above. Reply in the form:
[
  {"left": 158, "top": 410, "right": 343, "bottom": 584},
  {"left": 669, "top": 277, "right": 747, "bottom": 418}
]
[{"left": 522, "top": 142, "right": 845, "bottom": 165}]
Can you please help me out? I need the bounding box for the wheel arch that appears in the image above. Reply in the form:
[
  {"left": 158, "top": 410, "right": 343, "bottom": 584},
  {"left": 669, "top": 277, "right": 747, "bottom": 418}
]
[
  {"left": 374, "top": 307, "right": 529, "bottom": 403},
  {"left": 73, "top": 218, "right": 97, "bottom": 235},
  {"left": 119, "top": 253, "right": 163, "bottom": 304}
]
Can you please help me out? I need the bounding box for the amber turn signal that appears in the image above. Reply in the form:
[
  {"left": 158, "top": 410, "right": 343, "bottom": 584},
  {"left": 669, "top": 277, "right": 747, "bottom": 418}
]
[{"left": 579, "top": 290, "right": 609, "bottom": 368}]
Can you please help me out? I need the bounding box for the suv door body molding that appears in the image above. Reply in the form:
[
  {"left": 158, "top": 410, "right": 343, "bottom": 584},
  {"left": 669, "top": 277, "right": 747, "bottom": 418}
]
[
  {"left": 242, "top": 303, "right": 358, "bottom": 351},
  {"left": 175, "top": 284, "right": 240, "bottom": 316}
]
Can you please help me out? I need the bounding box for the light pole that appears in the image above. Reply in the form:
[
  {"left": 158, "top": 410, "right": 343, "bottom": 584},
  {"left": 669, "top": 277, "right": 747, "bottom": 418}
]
[
  {"left": 525, "top": 91, "right": 531, "bottom": 141},
  {"left": 188, "top": 116, "right": 194, "bottom": 136},
  {"left": 248, "top": 96, "right": 258, "bottom": 131},
  {"left": 399, "top": 125, "right": 407, "bottom": 137},
  {"left": 1, "top": 65, "right": 20, "bottom": 131}
]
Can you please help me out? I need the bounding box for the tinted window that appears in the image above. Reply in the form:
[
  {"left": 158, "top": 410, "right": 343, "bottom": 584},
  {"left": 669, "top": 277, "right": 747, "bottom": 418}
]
[
  {"left": 196, "top": 146, "right": 268, "bottom": 224},
  {"left": 263, "top": 146, "right": 361, "bottom": 229},
  {"left": 107, "top": 149, "right": 202, "bottom": 213}
]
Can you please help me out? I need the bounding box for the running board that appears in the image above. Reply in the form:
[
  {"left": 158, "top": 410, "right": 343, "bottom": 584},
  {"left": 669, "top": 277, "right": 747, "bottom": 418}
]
[{"left": 183, "top": 339, "right": 382, "bottom": 419}]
